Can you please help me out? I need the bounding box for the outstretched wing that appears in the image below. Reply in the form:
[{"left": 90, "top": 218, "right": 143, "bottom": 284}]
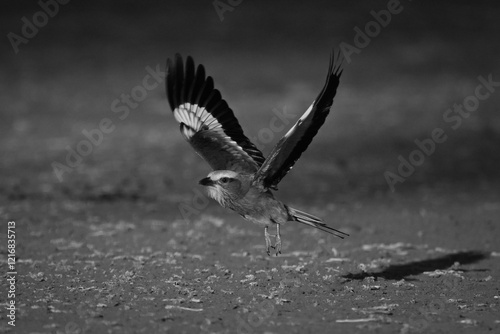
[
  {"left": 166, "top": 54, "right": 266, "bottom": 173},
  {"left": 253, "top": 51, "right": 343, "bottom": 189}
]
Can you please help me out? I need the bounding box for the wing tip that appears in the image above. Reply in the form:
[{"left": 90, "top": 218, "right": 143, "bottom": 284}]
[
  {"left": 329, "top": 48, "right": 344, "bottom": 78},
  {"left": 315, "top": 48, "right": 343, "bottom": 104},
  {"left": 167, "top": 54, "right": 199, "bottom": 110},
  {"left": 167, "top": 53, "right": 267, "bottom": 171}
]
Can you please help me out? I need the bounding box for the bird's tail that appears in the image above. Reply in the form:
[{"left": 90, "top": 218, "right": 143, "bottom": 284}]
[{"left": 286, "top": 206, "right": 349, "bottom": 239}]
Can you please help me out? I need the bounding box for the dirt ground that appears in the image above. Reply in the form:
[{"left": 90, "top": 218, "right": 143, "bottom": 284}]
[
  {"left": 1, "top": 1, "right": 500, "bottom": 333},
  {"left": 3, "top": 190, "right": 500, "bottom": 333}
]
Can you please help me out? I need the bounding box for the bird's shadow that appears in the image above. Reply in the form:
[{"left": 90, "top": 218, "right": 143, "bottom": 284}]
[{"left": 342, "top": 251, "right": 489, "bottom": 281}]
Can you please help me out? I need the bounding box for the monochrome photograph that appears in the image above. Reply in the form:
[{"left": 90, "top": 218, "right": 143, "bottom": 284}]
[{"left": 1, "top": 1, "right": 499, "bottom": 333}]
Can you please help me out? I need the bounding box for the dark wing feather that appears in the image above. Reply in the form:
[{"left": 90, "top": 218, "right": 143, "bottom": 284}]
[
  {"left": 253, "top": 51, "right": 343, "bottom": 189},
  {"left": 166, "top": 54, "right": 266, "bottom": 173}
]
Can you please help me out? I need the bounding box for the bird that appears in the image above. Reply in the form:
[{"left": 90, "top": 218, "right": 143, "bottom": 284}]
[{"left": 166, "top": 52, "right": 348, "bottom": 255}]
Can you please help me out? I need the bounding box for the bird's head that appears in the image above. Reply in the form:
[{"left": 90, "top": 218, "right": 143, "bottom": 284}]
[{"left": 198, "top": 170, "right": 250, "bottom": 206}]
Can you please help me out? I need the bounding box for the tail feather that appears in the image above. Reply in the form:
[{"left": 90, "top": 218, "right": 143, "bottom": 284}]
[{"left": 287, "top": 206, "right": 349, "bottom": 239}]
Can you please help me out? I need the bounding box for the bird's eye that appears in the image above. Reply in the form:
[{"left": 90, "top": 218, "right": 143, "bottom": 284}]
[{"left": 220, "top": 177, "right": 229, "bottom": 183}]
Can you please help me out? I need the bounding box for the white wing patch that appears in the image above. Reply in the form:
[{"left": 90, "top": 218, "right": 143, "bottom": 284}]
[
  {"left": 174, "top": 103, "right": 258, "bottom": 165},
  {"left": 174, "top": 103, "right": 222, "bottom": 135},
  {"left": 282, "top": 102, "right": 314, "bottom": 139},
  {"left": 180, "top": 124, "right": 197, "bottom": 139}
]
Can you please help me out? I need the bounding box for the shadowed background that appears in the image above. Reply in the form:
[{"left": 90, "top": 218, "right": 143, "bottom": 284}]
[
  {"left": 1, "top": 1, "right": 500, "bottom": 333},
  {"left": 1, "top": 0, "right": 499, "bottom": 203}
]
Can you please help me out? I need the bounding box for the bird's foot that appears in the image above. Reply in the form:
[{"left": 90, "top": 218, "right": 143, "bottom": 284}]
[
  {"left": 265, "top": 225, "right": 282, "bottom": 256},
  {"left": 264, "top": 227, "right": 273, "bottom": 256},
  {"left": 274, "top": 235, "right": 282, "bottom": 256},
  {"left": 275, "top": 224, "right": 282, "bottom": 256}
]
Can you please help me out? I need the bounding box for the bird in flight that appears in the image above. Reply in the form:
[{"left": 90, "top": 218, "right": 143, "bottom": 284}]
[{"left": 166, "top": 52, "right": 348, "bottom": 255}]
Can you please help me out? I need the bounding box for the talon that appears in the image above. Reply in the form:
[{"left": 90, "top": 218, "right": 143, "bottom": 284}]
[
  {"left": 264, "top": 226, "right": 273, "bottom": 256},
  {"left": 274, "top": 224, "right": 282, "bottom": 256}
]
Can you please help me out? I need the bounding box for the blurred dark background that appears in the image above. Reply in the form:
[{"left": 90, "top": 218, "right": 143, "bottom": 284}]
[{"left": 1, "top": 0, "right": 499, "bottom": 204}]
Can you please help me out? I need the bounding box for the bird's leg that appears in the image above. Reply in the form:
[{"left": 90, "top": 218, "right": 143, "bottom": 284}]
[
  {"left": 264, "top": 226, "right": 273, "bottom": 256},
  {"left": 275, "top": 223, "right": 282, "bottom": 255}
]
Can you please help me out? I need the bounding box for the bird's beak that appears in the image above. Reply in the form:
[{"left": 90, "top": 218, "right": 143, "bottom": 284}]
[{"left": 199, "top": 177, "right": 214, "bottom": 186}]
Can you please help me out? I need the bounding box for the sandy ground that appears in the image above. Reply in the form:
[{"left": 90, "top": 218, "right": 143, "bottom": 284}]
[
  {"left": 1, "top": 1, "right": 500, "bottom": 333},
  {"left": 3, "top": 192, "right": 500, "bottom": 333}
]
